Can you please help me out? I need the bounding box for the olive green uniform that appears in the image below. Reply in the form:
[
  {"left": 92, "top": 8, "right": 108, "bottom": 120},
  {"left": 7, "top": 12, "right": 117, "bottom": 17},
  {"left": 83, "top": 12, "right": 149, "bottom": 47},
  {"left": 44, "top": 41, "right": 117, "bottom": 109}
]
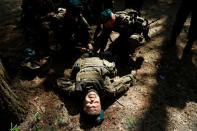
[{"left": 57, "top": 57, "right": 134, "bottom": 97}]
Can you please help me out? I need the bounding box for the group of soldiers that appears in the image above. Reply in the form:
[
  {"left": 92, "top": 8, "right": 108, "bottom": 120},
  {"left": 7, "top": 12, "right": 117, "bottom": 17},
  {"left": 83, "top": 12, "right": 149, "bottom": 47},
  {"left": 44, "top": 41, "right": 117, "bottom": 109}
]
[{"left": 21, "top": 0, "right": 150, "bottom": 124}]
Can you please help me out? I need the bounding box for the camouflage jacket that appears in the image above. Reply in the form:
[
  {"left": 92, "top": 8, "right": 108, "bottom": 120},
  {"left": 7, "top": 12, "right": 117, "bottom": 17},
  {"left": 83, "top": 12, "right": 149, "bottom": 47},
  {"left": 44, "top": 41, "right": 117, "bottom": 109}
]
[
  {"left": 57, "top": 57, "right": 134, "bottom": 97},
  {"left": 73, "top": 57, "right": 117, "bottom": 82}
]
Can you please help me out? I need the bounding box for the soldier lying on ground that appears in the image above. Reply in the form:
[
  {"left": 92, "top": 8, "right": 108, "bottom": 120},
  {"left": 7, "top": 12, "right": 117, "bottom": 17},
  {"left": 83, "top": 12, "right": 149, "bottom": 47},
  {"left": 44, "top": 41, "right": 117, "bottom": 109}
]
[
  {"left": 94, "top": 9, "right": 149, "bottom": 65},
  {"left": 57, "top": 56, "right": 135, "bottom": 124}
]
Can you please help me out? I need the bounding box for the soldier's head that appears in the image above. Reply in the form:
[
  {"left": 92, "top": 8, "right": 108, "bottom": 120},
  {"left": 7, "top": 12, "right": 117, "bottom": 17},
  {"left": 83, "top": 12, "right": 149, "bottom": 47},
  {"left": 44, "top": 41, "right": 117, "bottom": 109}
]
[
  {"left": 83, "top": 89, "right": 104, "bottom": 124},
  {"left": 100, "top": 9, "right": 116, "bottom": 28},
  {"left": 83, "top": 90, "right": 101, "bottom": 115}
]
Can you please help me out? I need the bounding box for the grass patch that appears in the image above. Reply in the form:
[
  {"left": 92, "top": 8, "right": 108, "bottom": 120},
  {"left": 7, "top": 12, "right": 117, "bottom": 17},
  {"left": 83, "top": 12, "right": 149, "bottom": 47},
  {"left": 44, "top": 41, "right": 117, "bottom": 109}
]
[
  {"left": 125, "top": 117, "right": 141, "bottom": 130},
  {"left": 10, "top": 123, "right": 19, "bottom": 131},
  {"left": 31, "top": 112, "right": 40, "bottom": 123}
]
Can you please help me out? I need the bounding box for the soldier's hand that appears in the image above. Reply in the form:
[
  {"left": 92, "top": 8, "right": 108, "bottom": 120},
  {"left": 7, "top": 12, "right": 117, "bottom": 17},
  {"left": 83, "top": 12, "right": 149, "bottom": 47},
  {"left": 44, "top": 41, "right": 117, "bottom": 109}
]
[
  {"left": 49, "top": 12, "right": 56, "bottom": 17},
  {"left": 42, "top": 21, "right": 50, "bottom": 25},
  {"left": 80, "top": 47, "right": 87, "bottom": 52},
  {"left": 131, "top": 70, "right": 137, "bottom": 76},
  {"left": 87, "top": 43, "right": 93, "bottom": 51}
]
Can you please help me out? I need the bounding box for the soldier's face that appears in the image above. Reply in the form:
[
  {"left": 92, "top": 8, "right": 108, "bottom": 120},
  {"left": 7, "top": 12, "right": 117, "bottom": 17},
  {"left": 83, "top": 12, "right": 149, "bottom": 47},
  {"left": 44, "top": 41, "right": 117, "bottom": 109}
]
[{"left": 83, "top": 91, "right": 101, "bottom": 115}]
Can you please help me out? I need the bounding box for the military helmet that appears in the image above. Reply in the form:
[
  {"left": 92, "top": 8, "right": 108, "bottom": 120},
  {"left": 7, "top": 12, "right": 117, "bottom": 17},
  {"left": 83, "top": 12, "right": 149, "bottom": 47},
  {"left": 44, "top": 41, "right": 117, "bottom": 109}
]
[{"left": 100, "top": 9, "right": 113, "bottom": 24}]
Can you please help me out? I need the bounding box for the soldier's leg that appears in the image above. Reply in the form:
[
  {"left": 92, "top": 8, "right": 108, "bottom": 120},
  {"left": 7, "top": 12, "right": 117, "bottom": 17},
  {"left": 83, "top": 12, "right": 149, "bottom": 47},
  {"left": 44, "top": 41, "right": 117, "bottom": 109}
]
[
  {"left": 184, "top": 11, "right": 197, "bottom": 53},
  {"left": 115, "top": 36, "right": 131, "bottom": 66},
  {"left": 94, "top": 30, "right": 109, "bottom": 53},
  {"left": 57, "top": 78, "right": 75, "bottom": 96},
  {"left": 128, "top": 34, "right": 141, "bottom": 54},
  {"left": 39, "top": 23, "right": 50, "bottom": 51},
  {"left": 169, "top": 1, "right": 191, "bottom": 46}
]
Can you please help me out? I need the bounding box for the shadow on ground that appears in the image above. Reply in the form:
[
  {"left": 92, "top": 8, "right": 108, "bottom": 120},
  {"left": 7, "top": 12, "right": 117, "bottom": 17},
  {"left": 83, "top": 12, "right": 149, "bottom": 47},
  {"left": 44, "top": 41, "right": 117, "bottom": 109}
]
[{"left": 138, "top": 0, "right": 197, "bottom": 130}]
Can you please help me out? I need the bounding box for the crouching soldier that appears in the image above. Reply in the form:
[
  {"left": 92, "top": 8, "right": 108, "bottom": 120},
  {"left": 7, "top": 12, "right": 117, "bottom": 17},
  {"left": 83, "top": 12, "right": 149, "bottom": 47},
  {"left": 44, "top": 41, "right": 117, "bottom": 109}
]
[
  {"left": 50, "top": 0, "right": 93, "bottom": 56},
  {"left": 94, "top": 9, "right": 149, "bottom": 65},
  {"left": 57, "top": 56, "right": 135, "bottom": 124}
]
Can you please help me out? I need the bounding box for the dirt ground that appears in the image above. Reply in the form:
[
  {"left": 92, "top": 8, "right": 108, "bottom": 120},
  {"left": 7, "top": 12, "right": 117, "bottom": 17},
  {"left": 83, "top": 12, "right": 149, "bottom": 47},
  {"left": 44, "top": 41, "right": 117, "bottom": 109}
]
[{"left": 1, "top": 0, "right": 197, "bottom": 130}]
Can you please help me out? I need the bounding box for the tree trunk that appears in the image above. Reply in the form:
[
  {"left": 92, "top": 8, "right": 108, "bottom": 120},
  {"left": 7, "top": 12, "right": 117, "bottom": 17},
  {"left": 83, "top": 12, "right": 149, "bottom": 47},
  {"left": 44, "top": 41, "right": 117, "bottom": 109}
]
[{"left": 0, "top": 59, "right": 26, "bottom": 130}]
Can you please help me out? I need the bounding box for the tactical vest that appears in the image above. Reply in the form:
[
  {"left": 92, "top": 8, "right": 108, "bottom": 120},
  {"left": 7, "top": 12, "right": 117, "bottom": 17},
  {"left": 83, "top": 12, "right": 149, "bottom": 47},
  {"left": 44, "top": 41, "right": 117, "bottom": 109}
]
[{"left": 75, "top": 57, "right": 116, "bottom": 82}]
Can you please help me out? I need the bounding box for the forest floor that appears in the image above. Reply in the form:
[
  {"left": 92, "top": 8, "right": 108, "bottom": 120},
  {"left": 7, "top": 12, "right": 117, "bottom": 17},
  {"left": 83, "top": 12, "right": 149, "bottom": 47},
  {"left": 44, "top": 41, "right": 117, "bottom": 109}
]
[{"left": 1, "top": 0, "right": 197, "bottom": 130}]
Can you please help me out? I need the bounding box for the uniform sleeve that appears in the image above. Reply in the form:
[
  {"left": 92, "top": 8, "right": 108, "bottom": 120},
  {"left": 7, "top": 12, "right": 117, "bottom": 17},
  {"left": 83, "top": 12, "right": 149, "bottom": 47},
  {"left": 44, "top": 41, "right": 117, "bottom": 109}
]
[
  {"left": 102, "top": 60, "right": 117, "bottom": 77},
  {"left": 57, "top": 77, "right": 76, "bottom": 96},
  {"left": 94, "top": 26, "right": 112, "bottom": 52},
  {"left": 102, "top": 74, "right": 134, "bottom": 97}
]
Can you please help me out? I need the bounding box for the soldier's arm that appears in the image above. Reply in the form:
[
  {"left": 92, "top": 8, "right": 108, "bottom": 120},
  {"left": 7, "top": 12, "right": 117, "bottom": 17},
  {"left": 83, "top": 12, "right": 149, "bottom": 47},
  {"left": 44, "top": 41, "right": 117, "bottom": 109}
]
[
  {"left": 79, "top": 15, "right": 94, "bottom": 45},
  {"left": 103, "top": 74, "right": 134, "bottom": 97},
  {"left": 102, "top": 60, "right": 117, "bottom": 77},
  {"left": 94, "top": 25, "right": 112, "bottom": 52},
  {"left": 57, "top": 77, "right": 76, "bottom": 96}
]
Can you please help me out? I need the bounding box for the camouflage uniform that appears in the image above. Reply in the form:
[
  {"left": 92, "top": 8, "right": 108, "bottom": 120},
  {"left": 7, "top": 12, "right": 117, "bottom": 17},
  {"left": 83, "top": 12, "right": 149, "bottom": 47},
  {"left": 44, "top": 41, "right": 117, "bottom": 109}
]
[
  {"left": 94, "top": 9, "right": 149, "bottom": 63},
  {"left": 57, "top": 57, "right": 134, "bottom": 97}
]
